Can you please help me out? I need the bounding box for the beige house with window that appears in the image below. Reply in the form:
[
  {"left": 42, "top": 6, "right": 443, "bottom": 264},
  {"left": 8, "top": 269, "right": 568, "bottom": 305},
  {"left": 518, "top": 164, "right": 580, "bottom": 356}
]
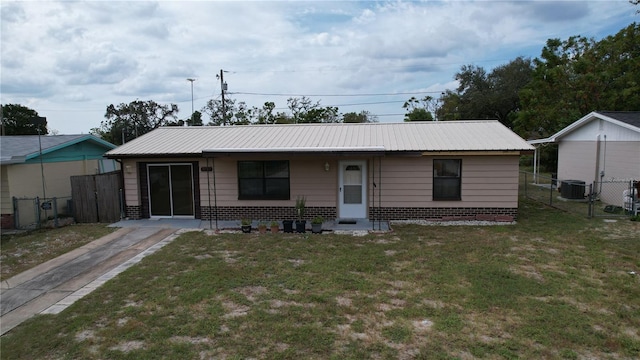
[{"left": 105, "top": 121, "right": 533, "bottom": 223}]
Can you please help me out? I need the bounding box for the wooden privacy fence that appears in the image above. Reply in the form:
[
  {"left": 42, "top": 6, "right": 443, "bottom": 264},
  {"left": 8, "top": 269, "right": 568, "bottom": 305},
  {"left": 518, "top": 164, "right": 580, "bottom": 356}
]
[{"left": 71, "top": 171, "right": 123, "bottom": 223}]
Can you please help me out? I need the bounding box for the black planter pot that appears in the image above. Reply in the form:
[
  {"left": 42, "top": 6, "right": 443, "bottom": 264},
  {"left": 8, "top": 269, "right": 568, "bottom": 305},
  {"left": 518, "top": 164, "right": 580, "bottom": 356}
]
[
  {"left": 295, "top": 220, "right": 306, "bottom": 233},
  {"left": 311, "top": 223, "right": 322, "bottom": 234},
  {"left": 241, "top": 225, "right": 251, "bottom": 233},
  {"left": 282, "top": 220, "right": 294, "bottom": 233}
]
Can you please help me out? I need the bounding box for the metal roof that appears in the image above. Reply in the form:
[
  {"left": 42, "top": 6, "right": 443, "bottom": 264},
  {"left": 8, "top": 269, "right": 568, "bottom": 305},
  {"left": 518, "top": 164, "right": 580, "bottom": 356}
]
[
  {"left": 528, "top": 111, "right": 640, "bottom": 145},
  {"left": 106, "top": 121, "right": 534, "bottom": 158},
  {"left": 1, "top": 134, "right": 116, "bottom": 164}
]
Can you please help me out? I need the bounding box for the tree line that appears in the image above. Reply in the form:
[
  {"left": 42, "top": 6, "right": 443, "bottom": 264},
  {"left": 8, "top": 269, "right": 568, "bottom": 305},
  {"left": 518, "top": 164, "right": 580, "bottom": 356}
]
[{"left": 2, "top": 22, "right": 638, "bottom": 151}]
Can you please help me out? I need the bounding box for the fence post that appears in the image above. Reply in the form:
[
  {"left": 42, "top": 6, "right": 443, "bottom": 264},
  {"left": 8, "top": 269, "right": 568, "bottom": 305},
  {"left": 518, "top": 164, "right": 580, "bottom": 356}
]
[
  {"left": 12, "top": 196, "right": 18, "bottom": 229},
  {"left": 119, "top": 188, "right": 125, "bottom": 219},
  {"left": 587, "top": 184, "right": 595, "bottom": 218},
  {"left": 35, "top": 196, "right": 41, "bottom": 229},
  {"left": 53, "top": 197, "right": 59, "bottom": 228}
]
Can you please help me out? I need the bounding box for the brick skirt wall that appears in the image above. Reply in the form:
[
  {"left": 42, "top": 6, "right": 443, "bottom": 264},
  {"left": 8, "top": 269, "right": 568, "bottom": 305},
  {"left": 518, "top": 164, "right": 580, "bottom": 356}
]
[
  {"left": 370, "top": 207, "right": 518, "bottom": 222},
  {"left": 1, "top": 214, "right": 14, "bottom": 229},
  {"left": 127, "top": 204, "right": 517, "bottom": 222},
  {"left": 201, "top": 206, "right": 337, "bottom": 221},
  {"left": 126, "top": 206, "right": 142, "bottom": 220}
]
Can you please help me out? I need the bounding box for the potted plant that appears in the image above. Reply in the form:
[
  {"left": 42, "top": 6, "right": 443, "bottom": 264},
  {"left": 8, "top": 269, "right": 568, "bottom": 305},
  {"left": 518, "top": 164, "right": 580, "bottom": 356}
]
[
  {"left": 258, "top": 221, "right": 267, "bottom": 234},
  {"left": 311, "top": 216, "right": 323, "bottom": 234},
  {"left": 270, "top": 220, "right": 279, "bottom": 233},
  {"left": 241, "top": 218, "right": 251, "bottom": 233},
  {"left": 295, "top": 196, "right": 306, "bottom": 233},
  {"left": 282, "top": 219, "right": 294, "bottom": 233}
]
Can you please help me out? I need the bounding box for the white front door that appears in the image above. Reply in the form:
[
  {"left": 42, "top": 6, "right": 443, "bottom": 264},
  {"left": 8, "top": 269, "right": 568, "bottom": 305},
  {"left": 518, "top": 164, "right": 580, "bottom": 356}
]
[{"left": 339, "top": 160, "right": 367, "bottom": 219}]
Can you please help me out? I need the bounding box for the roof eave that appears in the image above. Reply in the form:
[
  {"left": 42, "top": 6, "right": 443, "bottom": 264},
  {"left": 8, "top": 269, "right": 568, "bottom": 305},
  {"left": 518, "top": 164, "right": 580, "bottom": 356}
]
[{"left": 105, "top": 152, "right": 203, "bottom": 159}]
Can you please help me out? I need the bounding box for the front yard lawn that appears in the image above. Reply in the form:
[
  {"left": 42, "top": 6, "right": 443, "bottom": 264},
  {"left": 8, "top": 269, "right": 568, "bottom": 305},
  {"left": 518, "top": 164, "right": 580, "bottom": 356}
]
[{"left": 1, "top": 199, "right": 639, "bottom": 359}]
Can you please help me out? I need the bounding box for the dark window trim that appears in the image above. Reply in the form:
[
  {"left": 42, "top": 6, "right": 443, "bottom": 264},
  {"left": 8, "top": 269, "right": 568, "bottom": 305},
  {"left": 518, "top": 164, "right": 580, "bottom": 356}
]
[
  {"left": 237, "top": 160, "right": 290, "bottom": 200},
  {"left": 433, "top": 159, "right": 462, "bottom": 201}
]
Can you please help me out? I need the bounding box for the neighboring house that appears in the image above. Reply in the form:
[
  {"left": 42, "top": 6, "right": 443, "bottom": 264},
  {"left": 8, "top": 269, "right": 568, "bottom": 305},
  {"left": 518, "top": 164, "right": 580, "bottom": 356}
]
[
  {"left": 106, "top": 121, "right": 533, "bottom": 223},
  {"left": 1, "top": 134, "right": 117, "bottom": 228},
  {"left": 529, "top": 111, "right": 640, "bottom": 204}
]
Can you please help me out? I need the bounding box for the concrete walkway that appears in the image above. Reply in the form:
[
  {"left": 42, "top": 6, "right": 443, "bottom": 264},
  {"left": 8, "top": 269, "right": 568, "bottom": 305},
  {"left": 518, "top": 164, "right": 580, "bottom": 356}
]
[{"left": 0, "top": 226, "right": 181, "bottom": 336}]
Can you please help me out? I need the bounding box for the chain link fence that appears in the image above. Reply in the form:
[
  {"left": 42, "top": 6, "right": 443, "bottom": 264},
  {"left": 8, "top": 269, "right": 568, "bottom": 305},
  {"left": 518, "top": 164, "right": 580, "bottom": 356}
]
[
  {"left": 591, "top": 180, "right": 639, "bottom": 218},
  {"left": 12, "top": 196, "right": 73, "bottom": 230},
  {"left": 520, "top": 171, "right": 639, "bottom": 218}
]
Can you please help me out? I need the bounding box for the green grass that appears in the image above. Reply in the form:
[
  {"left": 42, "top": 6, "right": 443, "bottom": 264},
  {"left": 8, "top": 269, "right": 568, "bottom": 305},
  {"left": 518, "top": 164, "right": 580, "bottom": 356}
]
[
  {"left": 1, "top": 199, "right": 639, "bottom": 359},
  {"left": 0, "top": 224, "right": 116, "bottom": 280}
]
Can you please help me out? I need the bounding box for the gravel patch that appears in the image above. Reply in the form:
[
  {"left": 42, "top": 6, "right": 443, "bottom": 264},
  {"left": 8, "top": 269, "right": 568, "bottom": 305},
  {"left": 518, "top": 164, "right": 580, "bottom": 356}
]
[{"left": 391, "top": 220, "right": 516, "bottom": 226}]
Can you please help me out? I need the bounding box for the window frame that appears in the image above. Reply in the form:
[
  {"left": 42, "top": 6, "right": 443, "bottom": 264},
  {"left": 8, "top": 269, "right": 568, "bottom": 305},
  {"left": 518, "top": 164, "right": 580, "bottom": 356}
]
[
  {"left": 433, "top": 159, "right": 462, "bottom": 201},
  {"left": 237, "top": 160, "right": 290, "bottom": 200}
]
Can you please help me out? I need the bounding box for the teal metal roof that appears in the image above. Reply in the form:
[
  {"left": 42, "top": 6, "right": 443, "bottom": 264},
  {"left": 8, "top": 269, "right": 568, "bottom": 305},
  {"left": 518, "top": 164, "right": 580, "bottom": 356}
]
[{"left": 1, "top": 134, "right": 116, "bottom": 165}]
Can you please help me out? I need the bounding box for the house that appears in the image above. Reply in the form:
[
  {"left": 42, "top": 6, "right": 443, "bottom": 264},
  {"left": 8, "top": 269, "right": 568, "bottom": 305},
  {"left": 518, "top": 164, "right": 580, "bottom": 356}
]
[
  {"left": 529, "top": 111, "right": 640, "bottom": 205},
  {"left": 106, "top": 121, "right": 533, "bottom": 224},
  {"left": 1, "top": 134, "right": 117, "bottom": 228}
]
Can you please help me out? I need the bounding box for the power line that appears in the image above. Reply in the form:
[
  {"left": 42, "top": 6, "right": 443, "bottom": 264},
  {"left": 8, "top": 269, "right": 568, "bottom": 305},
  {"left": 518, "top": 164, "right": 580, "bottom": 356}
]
[{"left": 230, "top": 90, "right": 445, "bottom": 97}]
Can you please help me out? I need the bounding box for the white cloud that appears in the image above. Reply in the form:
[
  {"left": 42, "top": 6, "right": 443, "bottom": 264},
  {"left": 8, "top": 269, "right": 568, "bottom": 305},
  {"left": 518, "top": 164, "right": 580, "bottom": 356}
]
[{"left": 0, "top": 0, "right": 634, "bottom": 134}]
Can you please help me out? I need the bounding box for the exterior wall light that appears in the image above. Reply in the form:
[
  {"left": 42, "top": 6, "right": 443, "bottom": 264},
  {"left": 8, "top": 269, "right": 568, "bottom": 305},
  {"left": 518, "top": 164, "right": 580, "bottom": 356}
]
[{"left": 324, "top": 162, "right": 330, "bottom": 172}]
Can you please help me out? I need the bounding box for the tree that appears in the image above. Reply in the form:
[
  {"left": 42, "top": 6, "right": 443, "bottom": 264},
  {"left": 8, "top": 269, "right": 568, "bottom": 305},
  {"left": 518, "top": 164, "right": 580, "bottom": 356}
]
[
  {"left": 438, "top": 90, "right": 462, "bottom": 120},
  {"left": 515, "top": 23, "right": 640, "bottom": 139},
  {"left": 403, "top": 96, "right": 436, "bottom": 121},
  {"left": 286, "top": 96, "right": 339, "bottom": 123},
  {"left": 342, "top": 110, "right": 378, "bottom": 123},
  {"left": 287, "top": 96, "right": 317, "bottom": 123},
  {"left": 254, "top": 102, "right": 277, "bottom": 124},
  {"left": 0, "top": 104, "right": 48, "bottom": 135},
  {"left": 201, "top": 98, "right": 254, "bottom": 126},
  {"left": 443, "top": 57, "right": 533, "bottom": 127},
  {"left": 95, "top": 100, "right": 179, "bottom": 145},
  {"left": 187, "top": 111, "right": 203, "bottom": 126}
]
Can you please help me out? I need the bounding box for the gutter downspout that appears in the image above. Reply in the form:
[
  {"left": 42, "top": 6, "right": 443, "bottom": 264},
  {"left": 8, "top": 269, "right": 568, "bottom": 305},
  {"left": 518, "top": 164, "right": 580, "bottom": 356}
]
[
  {"left": 212, "top": 157, "right": 219, "bottom": 230},
  {"left": 594, "top": 134, "right": 601, "bottom": 190},
  {"left": 533, "top": 146, "right": 538, "bottom": 184},
  {"left": 206, "top": 158, "right": 213, "bottom": 230},
  {"left": 378, "top": 156, "right": 382, "bottom": 231}
]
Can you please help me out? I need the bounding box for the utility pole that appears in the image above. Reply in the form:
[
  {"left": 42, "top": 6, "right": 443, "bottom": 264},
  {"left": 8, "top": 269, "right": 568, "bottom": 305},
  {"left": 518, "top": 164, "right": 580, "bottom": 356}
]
[
  {"left": 219, "top": 69, "right": 228, "bottom": 125},
  {"left": 186, "top": 78, "right": 196, "bottom": 126}
]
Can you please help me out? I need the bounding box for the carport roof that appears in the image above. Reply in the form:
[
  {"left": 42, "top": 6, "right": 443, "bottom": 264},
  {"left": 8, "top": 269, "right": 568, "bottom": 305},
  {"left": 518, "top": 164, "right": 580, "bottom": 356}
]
[{"left": 106, "top": 121, "right": 534, "bottom": 158}]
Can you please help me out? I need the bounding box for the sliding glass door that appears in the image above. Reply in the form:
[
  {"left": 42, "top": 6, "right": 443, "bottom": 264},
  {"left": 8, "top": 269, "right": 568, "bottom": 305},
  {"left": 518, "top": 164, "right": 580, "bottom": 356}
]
[{"left": 148, "top": 164, "right": 194, "bottom": 217}]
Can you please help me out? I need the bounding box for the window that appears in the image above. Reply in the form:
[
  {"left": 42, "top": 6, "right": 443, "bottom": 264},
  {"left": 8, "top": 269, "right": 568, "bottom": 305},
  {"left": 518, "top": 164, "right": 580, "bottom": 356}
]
[
  {"left": 433, "top": 159, "right": 461, "bottom": 200},
  {"left": 238, "top": 161, "right": 290, "bottom": 200}
]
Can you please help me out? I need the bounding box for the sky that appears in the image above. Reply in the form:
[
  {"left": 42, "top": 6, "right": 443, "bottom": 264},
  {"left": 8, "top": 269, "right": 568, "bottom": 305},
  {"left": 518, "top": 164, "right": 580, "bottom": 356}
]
[{"left": 1, "top": 0, "right": 637, "bottom": 135}]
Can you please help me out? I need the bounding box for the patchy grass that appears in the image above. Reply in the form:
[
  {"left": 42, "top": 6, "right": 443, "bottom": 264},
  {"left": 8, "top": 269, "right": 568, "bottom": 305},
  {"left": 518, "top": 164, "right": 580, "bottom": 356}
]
[
  {"left": 0, "top": 224, "right": 116, "bottom": 280},
  {"left": 2, "top": 199, "right": 639, "bottom": 359}
]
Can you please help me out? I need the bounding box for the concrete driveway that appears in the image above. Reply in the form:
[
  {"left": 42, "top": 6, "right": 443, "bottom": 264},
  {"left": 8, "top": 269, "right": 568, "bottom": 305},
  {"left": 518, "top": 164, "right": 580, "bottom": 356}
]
[{"left": 0, "top": 226, "right": 181, "bottom": 336}]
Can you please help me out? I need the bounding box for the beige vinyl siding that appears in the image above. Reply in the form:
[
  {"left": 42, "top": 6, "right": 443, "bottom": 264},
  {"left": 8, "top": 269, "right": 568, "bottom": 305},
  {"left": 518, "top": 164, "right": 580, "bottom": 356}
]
[
  {"left": 370, "top": 157, "right": 431, "bottom": 205},
  {"left": 373, "top": 155, "right": 520, "bottom": 208},
  {"left": 557, "top": 141, "right": 597, "bottom": 184},
  {"left": 124, "top": 154, "right": 521, "bottom": 214},
  {"left": 122, "top": 159, "right": 140, "bottom": 206},
  {"left": 602, "top": 141, "right": 640, "bottom": 181},
  {"left": 201, "top": 156, "right": 338, "bottom": 207},
  {"left": 6, "top": 161, "right": 100, "bottom": 199},
  {"left": 1, "top": 166, "right": 11, "bottom": 214},
  {"left": 557, "top": 140, "right": 639, "bottom": 197}
]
